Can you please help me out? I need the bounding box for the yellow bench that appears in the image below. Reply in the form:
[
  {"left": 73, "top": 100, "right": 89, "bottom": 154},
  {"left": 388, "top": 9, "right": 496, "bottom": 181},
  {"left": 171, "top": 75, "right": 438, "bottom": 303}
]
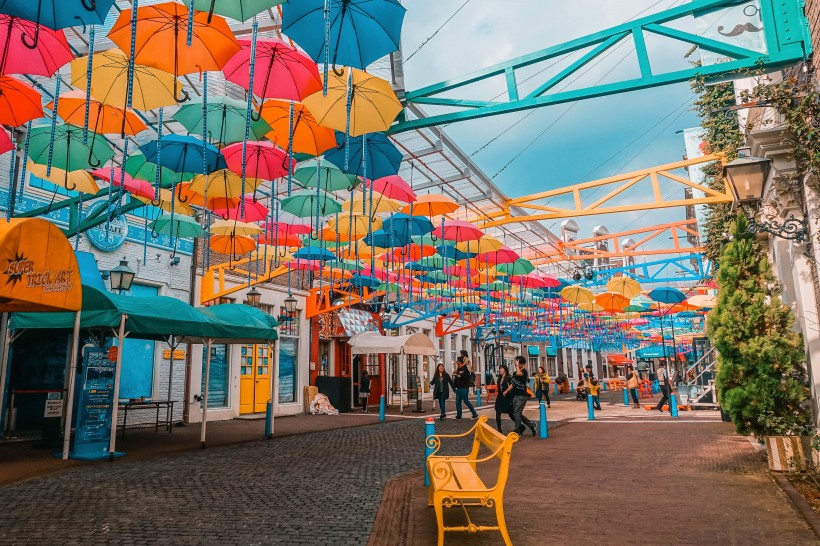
[{"left": 425, "top": 415, "right": 519, "bottom": 546}]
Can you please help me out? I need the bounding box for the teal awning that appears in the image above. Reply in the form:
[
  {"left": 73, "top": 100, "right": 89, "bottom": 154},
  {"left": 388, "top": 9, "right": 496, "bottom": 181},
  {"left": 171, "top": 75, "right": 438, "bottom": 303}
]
[
  {"left": 545, "top": 346, "right": 557, "bottom": 357},
  {"left": 195, "top": 304, "right": 278, "bottom": 343},
  {"left": 636, "top": 344, "right": 675, "bottom": 359},
  {"left": 527, "top": 346, "right": 540, "bottom": 356}
]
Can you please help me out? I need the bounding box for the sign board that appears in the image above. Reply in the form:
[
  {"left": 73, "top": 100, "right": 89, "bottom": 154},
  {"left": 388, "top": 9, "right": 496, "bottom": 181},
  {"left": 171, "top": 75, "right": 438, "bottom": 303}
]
[
  {"left": 71, "top": 347, "right": 116, "bottom": 460},
  {"left": 44, "top": 393, "right": 62, "bottom": 418},
  {"left": 162, "top": 349, "right": 186, "bottom": 360},
  {"left": 695, "top": 0, "right": 767, "bottom": 67},
  {"left": 86, "top": 201, "right": 128, "bottom": 252}
]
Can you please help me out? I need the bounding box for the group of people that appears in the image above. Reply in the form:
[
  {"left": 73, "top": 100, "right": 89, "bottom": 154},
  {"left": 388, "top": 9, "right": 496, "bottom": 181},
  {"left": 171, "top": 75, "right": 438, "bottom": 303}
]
[{"left": 430, "top": 349, "right": 479, "bottom": 420}]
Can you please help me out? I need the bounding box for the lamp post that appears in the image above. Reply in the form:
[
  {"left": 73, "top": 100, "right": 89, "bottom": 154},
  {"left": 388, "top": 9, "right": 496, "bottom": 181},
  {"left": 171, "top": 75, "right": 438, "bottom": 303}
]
[
  {"left": 283, "top": 294, "right": 297, "bottom": 314},
  {"left": 246, "top": 287, "right": 262, "bottom": 307},
  {"left": 724, "top": 151, "right": 808, "bottom": 242},
  {"left": 108, "top": 259, "right": 135, "bottom": 293}
]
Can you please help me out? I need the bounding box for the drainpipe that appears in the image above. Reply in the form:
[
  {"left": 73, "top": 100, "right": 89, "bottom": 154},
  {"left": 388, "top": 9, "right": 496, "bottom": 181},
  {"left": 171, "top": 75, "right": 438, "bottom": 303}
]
[{"left": 183, "top": 235, "right": 199, "bottom": 423}]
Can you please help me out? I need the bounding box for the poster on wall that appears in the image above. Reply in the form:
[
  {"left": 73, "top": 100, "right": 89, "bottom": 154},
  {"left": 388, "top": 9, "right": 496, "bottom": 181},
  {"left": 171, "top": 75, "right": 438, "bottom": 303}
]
[{"left": 70, "top": 347, "right": 119, "bottom": 460}]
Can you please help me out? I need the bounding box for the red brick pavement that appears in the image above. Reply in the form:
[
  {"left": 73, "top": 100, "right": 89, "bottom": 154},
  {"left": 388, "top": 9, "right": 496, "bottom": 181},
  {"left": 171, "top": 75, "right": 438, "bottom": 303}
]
[{"left": 373, "top": 420, "right": 819, "bottom": 545}]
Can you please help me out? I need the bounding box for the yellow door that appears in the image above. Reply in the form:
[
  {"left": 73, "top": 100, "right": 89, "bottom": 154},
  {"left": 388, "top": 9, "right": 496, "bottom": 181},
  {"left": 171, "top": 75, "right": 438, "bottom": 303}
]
[
  {"left": 239, "top": 344, "right": 255, "bottom": 414},
  {"left": 254, "top": 345, "right": 271, "bottom": 413}
]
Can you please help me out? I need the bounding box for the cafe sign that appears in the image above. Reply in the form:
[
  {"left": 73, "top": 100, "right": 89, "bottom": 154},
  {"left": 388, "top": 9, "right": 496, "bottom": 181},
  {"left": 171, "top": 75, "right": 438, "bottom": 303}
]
[{"left": 0, "top": 218, "right": 81, "bottom": 312}]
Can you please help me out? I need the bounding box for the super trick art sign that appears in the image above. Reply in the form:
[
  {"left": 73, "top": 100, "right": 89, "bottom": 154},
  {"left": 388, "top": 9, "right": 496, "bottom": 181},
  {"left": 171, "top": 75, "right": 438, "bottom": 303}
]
[{"left": 4, "top": 252, "right": 75, "bottom": 293}]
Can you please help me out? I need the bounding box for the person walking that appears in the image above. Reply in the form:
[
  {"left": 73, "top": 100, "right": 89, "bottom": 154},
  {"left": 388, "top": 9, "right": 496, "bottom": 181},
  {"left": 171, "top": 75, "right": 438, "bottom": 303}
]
[
  {"left": 588, "top": 378, "right": 602, "bottom": 410},
  {"left": 430, "top": 363, "right": 455, "bottom": 420},
  {"left": 453, "top": 356, "right": 479, "bottom": 419},
  {"left": 494, "top": 364, "right": 516, "bottom": 433},
  {"left": 460, "top": 349, "right": 476, "bottom": 395},
  {"left": 626, "top": 364, "right": 640, "bottom": 408},
  {"left": 655, "top": 361, "right": 671, "bottom": 412},
  {"left": 359, "top": 369, "right": 371, "bottom": 413},
  {"left": 504, "top": 356, "right": 536, "bottom": 436},
  {"left": 534, "top": 366, "right": 551, "bottom": 408}
]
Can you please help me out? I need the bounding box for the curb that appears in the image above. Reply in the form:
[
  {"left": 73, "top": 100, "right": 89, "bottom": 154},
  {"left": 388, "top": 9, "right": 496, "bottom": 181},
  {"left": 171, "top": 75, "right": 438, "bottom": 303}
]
[{"left": 773, "top": 473, "right": 820, "bottom": 539}]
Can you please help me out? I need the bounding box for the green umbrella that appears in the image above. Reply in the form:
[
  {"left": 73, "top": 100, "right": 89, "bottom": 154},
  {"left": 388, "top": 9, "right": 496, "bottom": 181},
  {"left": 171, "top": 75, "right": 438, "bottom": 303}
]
[
  {"left": 427, "top": 288, "right": 455, "bottom": 297},
  {"left": 193, "top": 0, "right": 286, "bottom": 22},
  {"left": 337, "top": 259, "right": 363, "bottom": 271},
  {"left": 378, "top": 281, "right": 401, "bottom": 293},
  {"left": 415, "top": 254, "right": 455, "bottom": 270},
  {"left": 28, "top": 124, "right": 114, "bottom": 171},
  {"left": 294, "top": 158, "right": 360, "bottom": 192},
  {"left": 125, "top": 155, "right": 195, "bottom": 187},
  {"left": 481, "top": 281, "right": 510, "bottom": 291},
  {"left": 623, "top": 304, "right": 650, "bottom": 313},
  {"left": 173, "top": 96, "right": 272, "bottom": 145},
  {"left": 150, "top": 214, "right": 202, "bottom": 238},
  {"left": 281, "top": 189, "right": 342, "bottom": 218},
  {"left": 495, "top": 258, "right": 535, "bottom": 276}
]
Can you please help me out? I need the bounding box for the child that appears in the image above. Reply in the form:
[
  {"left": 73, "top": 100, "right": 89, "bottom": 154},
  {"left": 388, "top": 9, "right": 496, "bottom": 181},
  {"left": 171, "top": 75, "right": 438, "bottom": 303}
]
[{"left": 589, "top": 378, "right": 602, "bottom": 410}]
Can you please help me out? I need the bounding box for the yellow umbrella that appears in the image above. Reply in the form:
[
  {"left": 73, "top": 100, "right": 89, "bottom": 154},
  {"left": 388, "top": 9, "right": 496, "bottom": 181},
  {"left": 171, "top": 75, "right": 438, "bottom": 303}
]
[
  {"left": 340, "top": 240, "right": 385, "bottom": 260},
  {"left": 187, "top": 170, "right": 263, "bottom": 199},
  {"left": 345, "top": 190, "right": 402, "bottom": 214},
  {"left": 560, "top": 285, "right": 594, "bottom": 305},
  {"left": 209, "top": 234, "right": 256, "bottom": 256},
  {"left": 605, "top": 276, "right": 642, "bottom": 299},
  {"left": 302, "top": 67, "right": 402, "bottom": 137},
  {"left": 133, "top": 189, "right": 194, "bottom": 216},
  {"left": 210, "top": 219, "right": 263, "bottom": 236},
  {"left": 456, "top": 235, "right": 502, "bottom": 254},
  {"left": 578, "top": 302, "right": 605, "bottom": 313},
  {"left": 70, "top": 49, "right": 181, "bottom": 110},
  {"left": 27, "top": 163, "right": 99, "bottom": 194},
  {"left": 687, "top": 294, "right": 717, "bottom": 309},
  {"left": 326, "top": 214, "right": 382, "bottom": 240}
]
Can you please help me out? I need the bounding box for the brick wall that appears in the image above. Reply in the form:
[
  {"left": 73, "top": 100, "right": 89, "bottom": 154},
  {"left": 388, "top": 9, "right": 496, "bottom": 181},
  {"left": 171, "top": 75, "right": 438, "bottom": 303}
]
[{"left": 807, "top": 0, "right": 820, "bottom": 60}]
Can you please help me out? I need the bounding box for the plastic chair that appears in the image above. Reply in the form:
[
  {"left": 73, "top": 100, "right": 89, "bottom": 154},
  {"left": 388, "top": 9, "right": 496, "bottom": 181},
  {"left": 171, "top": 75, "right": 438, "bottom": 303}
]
[{"left": 639, "top": 380, "right": 652, "bottom": 398}]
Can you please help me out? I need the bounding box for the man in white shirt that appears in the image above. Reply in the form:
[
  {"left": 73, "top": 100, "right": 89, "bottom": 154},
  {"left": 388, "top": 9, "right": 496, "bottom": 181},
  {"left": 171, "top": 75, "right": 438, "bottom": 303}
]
[{"left": 655, "top": 362, "right": 671, "bottom": 413}]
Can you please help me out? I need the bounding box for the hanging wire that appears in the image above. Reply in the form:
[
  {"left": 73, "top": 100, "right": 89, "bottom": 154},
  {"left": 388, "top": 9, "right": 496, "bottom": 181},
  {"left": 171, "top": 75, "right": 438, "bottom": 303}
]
[
  {"left": 46, "top": 74, "right": 60, "bottom": 177},
  {"left": 200, "top": 72, "right": 209, "bottom": 274},
  {"left": 6, "top": 139, "right": 15, "bottom": 221},
  {"left": 286, "top": 101, "right": 294, "bottom": 196},
  {"left": 240, "top": 18, "right": 259, "bottom": 219},
  {"left": 18, "top": 122, "right": 31, "bottom": 205},
  {"left": 154, "top": 107, "right": 164, "bottom": 200},
  {"left": 83, "top": 25, "right": 95, "bottom": 144},
  {"left": 322, "top": 0, "right": 331, "bottom": 96},
  {"left": 186, "top": 0, "right": 195, "bottom": 46},
  {"left": 344, "top": 68, "right": 353, "bottom": 170}
]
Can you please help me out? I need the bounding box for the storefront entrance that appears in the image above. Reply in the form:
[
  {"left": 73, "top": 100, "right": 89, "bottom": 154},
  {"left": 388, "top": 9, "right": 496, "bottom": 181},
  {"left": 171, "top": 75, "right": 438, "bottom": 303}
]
[{"left": 239, "top": 344, "right": 271, "bottom": 414}]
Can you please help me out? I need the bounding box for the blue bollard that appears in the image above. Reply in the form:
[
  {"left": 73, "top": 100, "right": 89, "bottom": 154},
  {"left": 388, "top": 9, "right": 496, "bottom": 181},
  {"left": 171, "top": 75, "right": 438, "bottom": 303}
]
[
  {"left": 603, "top": 381, "right": 608, "bottom": 392},
  {"left": 623, "top": 387, "right": 630, "bottom": 406},
  {"left": 476, "top": 388, "right": 482, "bottom": 408},
  {"left": 587, "top": 393, "right": 595, "bottom": 421},
  {"left": 570, "top": 381, "right": 574, "bottom": 391},
  {"left": 379, "top": 395, "right": 386, "bottom": 422},
  {"left": 554, "top": 382, "right": 558, "bottom": 395},
  {"left": 265, "top": 401, "right": 273, "bottom": 439},
  {"left": 670, "top": 392, "right": 679, "bottom": 418},
  {"left": 424, "top": 417, "right": 435, "bottom": 486},
  {"left": 539, "top": 401, "right": 548, "bottom": 439}
]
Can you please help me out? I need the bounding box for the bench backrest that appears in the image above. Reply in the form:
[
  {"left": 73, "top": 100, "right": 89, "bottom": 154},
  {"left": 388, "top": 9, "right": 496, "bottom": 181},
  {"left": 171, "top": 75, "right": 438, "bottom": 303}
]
[{"left": 469, "top": 419, "right": 518, "bottom": 493}]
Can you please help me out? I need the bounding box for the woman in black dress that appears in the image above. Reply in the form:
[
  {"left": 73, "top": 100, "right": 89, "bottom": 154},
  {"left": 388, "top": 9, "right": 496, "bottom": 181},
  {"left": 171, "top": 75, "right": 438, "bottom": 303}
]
[
  {"left": 494, "top": 364, "right": 516, "bottom": 433},
  {"left": 430, "top": 362, "right": 455, "bottom": 419}
]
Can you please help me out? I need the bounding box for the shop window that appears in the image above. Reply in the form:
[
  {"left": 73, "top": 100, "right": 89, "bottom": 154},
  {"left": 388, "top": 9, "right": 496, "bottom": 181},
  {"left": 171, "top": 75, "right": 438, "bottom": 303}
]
[
  {"left": 279, "top": 307, "right": 300, "bottom": 336},
  {"left": 278, "top": 337, "right": 298, "bottom": 403},
  {"left": 201, "top": 344, "right": 229, "bottom": 408},
  {"left": 366, "top": 354, "right": 379, "bottom": 377},
  {"left": 218, "top": 297, "right": 235, "bottom": 304}
]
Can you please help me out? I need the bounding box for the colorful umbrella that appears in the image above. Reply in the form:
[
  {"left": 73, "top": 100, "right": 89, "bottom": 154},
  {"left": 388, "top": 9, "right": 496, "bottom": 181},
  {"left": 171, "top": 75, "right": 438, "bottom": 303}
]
[
  {"left": 139, "top": 135, "right": 227, "bottom": 175},
  {"left": 222, "top": 141, "right": 294, "bottom": 181},
  {"left": 49, "top": 90, "right": 147, "bottom": 136},
  {"left": 495, "top": 258, "right": 535, "bottom": 276},
  {"left": 27, "top": 162, "right": 99, "bottom": 194},
  {"left": 209, "top": 234, "right": 256, "bottom": 256},
  {"left": 0, "top": 15, "right": 72, "bottom": 76},
  {"left": 260, "top": 100, "right": 336, "bottom": 156},
  {"left": 293, "top": 158, "right": 358, "bottom": 192},
  {"left": 108, "top": 2, "right": 240, "bottom": 101},
  {"left": 560, "top": 286, "right": 594, "bottom": 305},
  {"left": 150, "top": 214, "right": 202, "bottom": 238},
  {"left": 282, "top": 0, "right": 406, "bottom": 69},
  {"left": 223, "top": 37, "right": 321, "bottom": 102},
  {"left": 173, "top": 96, "right": 272, "bottom": 145},
  {"left": 687, "top": 294, "right": 717, "bottom": 309},
  {"left": 0, "top": 75, "right": 43, "bottom": 126},
  {"left": 193, "top": 0, "right": 286, "bottom": 23},
  {"left": 125, "top": 154, "right": 194, "bottom": 188},
  {"left": 214, "top": 197, "right": 269, "bottom": 222},
  {"left": 303, "top": 67, "right": 402, "bottom": 136},
  {"left": 70, "top": 48, "right": 182, "bottom": 110},
  {"left": 326, "top": 214, "right": 382, "bottom": 240},
  {"left": 187, "top": 169, "right": 262, "bottom": 200},
  {"left": 280, "top": 189, "right": 342, "bottom": 218},
  {"left": 132, "top": 189, "right": 194, "bottom": 215},
  {"left": 381, "top": 213, "right": 433, "bottom": 239},
  {"left": 345, "top": 190, "right": 403, "bottom": 214},
  {"left": 27, "top": 124, "right": 114, "bottom": 171},
  {"left": 401, "top": 193, "right": 459, "bottom": 216},
  {"left": 366, "top": 175, "right": 415, "bottom": 203},
  {"left": 0, "top": 0, "right": 115, "bottom": 31},
  {"left": 594, "top": 292, "right": 630, "bottom": 313},
  {"left": 210, "top": 219, "right": 263, "bottom": 236},
  {"left": 431, "top": 219, "right": 483, "bottom": 242},
  {"left": 648, "top": 287, "right": 687, "bottom": 304},
  {"left": 325, "top": 132, "right": 402, "bottom": 179},
  {"left": 91, "top": 168, "right": 156, "bottom": 200},
  {"left": 605, "top": 277, "right": 642, "bottom": 299}
]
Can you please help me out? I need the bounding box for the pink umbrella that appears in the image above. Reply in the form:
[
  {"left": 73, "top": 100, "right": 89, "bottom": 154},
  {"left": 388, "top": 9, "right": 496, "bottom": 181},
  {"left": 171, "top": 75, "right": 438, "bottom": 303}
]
[
  {"left": 287, "top": 259, "right": 322, "bottom": 272},
  {"left": 431, "top": 220, "right": 483, "bottom": 242},
  {"left": 0, "top": 16, "right": 73, "bottom": 77},
  {"left": 509, "top": 274, "right": 546, "bottom": 289},
  {"left": 214, "top": 196, "right": 269, "bottom": 222},
  {"left": 477, "top": 246, "right": 520, "bottom": 265},
  {"left": 0, "top": 128, "right": 11, "bottom": 155},
  {"left": 222, "top": 141, "right": 295, "bottom": 181},
  {"left": 222, "top": 38, "right": 322, "bottom": 103},
  {"left": 366, "top": 175, "right": 416, "bottom": 204},
  {"left": 264, "top": 220, "right": 312, "bottom": 237},
  {"left": 533, "top": 273, "right": 562, "bottom": 288},
  {"left": 91, "top": 167, "right": 156, "bottom": 200}
]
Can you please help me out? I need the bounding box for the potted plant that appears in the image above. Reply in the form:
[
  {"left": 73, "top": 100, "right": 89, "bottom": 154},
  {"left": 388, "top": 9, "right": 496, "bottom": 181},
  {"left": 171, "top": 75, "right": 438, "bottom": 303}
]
[{"left": 707, "top": 215, "right": 813, "bottom": 471}]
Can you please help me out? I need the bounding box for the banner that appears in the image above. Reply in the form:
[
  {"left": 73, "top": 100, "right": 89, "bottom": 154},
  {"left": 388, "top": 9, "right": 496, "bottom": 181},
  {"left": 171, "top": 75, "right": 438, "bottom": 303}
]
[
  {"left": 71, "top": 347, "right": 116, "bottom": 460},
  {"left": 695, "top": 0, "right": 767, "bottom": 66},
  {"left": 682, "top": 127, "right": 711, "bottom": 238}
]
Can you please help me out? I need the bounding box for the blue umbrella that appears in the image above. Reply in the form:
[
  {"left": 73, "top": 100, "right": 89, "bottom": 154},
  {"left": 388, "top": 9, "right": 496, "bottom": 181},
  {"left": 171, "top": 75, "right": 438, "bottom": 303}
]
[
  {"left": 347, "top": 274, "right": 382, "bottom": 289},
  {"left": 436, "top": 244, "right": 474, "bottom": 261},
  {"left": 381, "top": 213, "right": 433, "bottom": 239},
  {"left": 139, "top": 135, "right": 227, "bottom": 174},
  {"left": 363, "top": 229, "right": 411, "bottom": 248},
  {"left": 325, "top": 132, "right": 402, "bottom": 180},
  {"left": 0, "top": 0, "right": 115, "bottom": 30},
  {"left": 648, "top": 287, "right": 686, "bottom": 304},
  {"left": 282, "top": 0, "right": 406, "bottom": 70},
  {"left": 292, "top": 247, "right": 337, "bottom": 262}
]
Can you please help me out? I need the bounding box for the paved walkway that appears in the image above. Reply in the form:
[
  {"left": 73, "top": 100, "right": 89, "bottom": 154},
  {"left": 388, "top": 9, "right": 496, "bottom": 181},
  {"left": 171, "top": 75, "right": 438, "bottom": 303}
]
[{"left": 0, "top": 392, "right": 815, "bottom": 545}]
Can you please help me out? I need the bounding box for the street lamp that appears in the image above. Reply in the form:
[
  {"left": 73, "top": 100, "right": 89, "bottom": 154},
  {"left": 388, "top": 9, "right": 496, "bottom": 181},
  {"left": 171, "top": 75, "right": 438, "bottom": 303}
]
[
  {"left": 724, "top": 150, "right": 808, "bottom": 242},
  {"left": 108, "top": 259, "right": 135, "bottom": 293},
  {"left": 246, "top": 287, "right": 262, "bottom": 307},
  {"left": 283, "top": 294, "right": 297, "bottom": 313}
]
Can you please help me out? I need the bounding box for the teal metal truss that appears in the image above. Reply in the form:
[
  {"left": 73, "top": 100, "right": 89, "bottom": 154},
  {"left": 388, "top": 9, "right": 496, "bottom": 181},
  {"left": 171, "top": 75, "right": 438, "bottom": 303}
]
[
  {"left": 391, "top": 0, "right": 811, "bottom": 133},
  {"left": 578, "top": 254, "right": 712, "bottom": 287}
]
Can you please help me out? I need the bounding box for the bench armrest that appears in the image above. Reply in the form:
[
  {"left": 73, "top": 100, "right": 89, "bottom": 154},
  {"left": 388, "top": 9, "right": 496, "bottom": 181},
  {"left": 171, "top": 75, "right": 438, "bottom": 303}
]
[{"left": 425, "top": 416, "right": 488, "bottom": 457}]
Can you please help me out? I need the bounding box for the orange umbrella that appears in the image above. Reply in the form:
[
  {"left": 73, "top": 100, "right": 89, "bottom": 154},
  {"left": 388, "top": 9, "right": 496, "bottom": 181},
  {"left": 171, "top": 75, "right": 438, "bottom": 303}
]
[
  {"left": 0, "top": 76, "right": 43, "bottom": 127},
  {"left": 108, "top": 2, "right": 240, "bottom": 101},
  {"left": 260, "top": 99, "right": 336, "bottom": 156},
  {"left": 48, "top": 90, "right": 147, "bottom": 136},
  {"left": 594, "top": 292, "right": 630, "bottom": 313},
  {"left": 401, "top": 194, "right": 459, "bottom": 216},
  {"left": 209, "top": 234, "right": 256, "bottom": 256}
]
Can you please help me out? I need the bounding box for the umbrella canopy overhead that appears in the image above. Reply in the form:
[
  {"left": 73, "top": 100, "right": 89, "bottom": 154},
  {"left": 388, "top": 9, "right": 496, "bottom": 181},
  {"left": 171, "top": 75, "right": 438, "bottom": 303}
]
[{"left": 0, "top": 14, "right": 73, "bottom": 76}]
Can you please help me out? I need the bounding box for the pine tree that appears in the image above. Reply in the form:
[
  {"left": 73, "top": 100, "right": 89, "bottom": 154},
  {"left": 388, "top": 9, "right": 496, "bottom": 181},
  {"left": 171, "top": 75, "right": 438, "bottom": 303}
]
[{"left": 707, "top": 215, "right": 811, "bottom": 438}]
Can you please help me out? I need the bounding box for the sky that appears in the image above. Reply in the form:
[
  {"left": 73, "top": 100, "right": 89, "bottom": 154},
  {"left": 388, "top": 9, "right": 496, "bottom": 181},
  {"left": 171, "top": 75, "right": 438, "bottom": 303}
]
[{"left": 399, "top": 0, "right": 706, "bottom": 246}]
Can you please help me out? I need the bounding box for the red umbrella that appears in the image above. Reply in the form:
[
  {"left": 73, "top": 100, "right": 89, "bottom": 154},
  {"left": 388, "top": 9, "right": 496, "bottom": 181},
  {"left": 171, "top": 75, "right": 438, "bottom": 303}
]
[
  {"left": 431, "top": 219, "right": 483, "bottom": 242},
  {"left": 261, "top": 231, "right": 302, "bottom": 247},
  {"left": 0, "top": 128, "right": 12, "bottom": 155},
  {"left": 222, "top": 38, "right": 321, "bottom": 102},
  {"left": 288, "top": 259, "right": 323, "bottom": 272},
  {"left": 366, "top": 175, "right": 416, "bottom": 204},
  {"left": 91, "top": 168, "right": 156, "bottom": 200},
  {"left": 214, "top": 196, "right": 269, "bottom": 222},
  {"left": 0, "top": 15, "right": 73, "bottom": 77},
  {"left": 509, "top": 274, "right": 547, "bottom": 289},
  {"left": 221, "top": 141, "right": 294, "bottom": 181},
  {"left": 0, "top": 76, "right": 43, "bottom": 126},
  {"left": 477, "top": 246, "right": 519, "bottom": 265},
  {"left": 264, "top": 221, "right": 312, "bottom": 237},
  {"left": 386, "top": 243, "right": 436, "bottom": 262}
]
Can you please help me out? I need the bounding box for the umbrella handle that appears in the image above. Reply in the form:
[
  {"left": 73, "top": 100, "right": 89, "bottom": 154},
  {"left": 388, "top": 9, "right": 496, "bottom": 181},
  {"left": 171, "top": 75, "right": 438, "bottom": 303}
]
[
  {"left": 176, "top": 183, "right": 189, "bottom": 203},
  {"left": 151, "top": 196, "right": 161, "bottom": 207},
  {"left": 250, "top": 104, "right": 263, "bottom": 123},
  {"left": 87, "top": 147, "right": 101, "bottom": 169},
  {"left": 150, "top": 228, "right": 160, "bottom": 239},
  {"left": 332, "top": 65, "right": 346, "bottom": 77},
  {"left": 175, "top": 89, "right": 191, "bottom": 104},
  {"left": 309, "top": 230, "right": 319, "bottom": 241},
  {"left": 21, "top": 21, "right": 39, "bottom": 50},
  {"left": 81, "top": 0, "right": 97, "bottom": 10}
]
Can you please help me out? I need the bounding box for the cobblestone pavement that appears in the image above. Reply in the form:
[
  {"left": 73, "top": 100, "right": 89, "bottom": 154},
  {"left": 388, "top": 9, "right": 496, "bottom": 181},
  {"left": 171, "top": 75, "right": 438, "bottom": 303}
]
[{"left": 0, "top": 418, "right": 472, "bottom": 546}]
